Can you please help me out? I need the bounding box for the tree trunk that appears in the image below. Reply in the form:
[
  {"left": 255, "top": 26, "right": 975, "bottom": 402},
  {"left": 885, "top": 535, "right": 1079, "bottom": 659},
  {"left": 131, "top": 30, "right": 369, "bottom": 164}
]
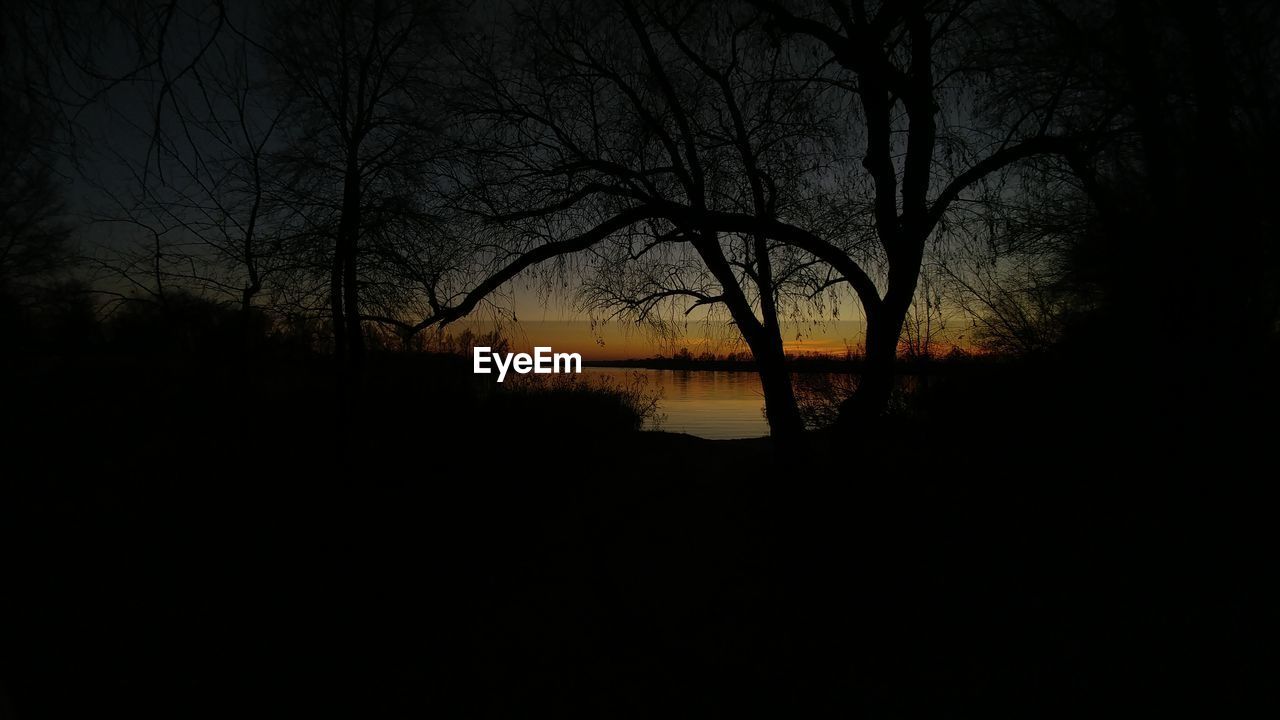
[
  {"left": 838, "top": 255, "right": 920, "bottom": 425},
  {"left": 330, "top": 250, "right": 347, "bottom": 361},
  {"left": 338, "top": 152, "right": 365, "bottom": 371},
  {"left": 689, "top": 230, "right": 804, "bottom": 442},
  {"left": 753, "top": 332, "right": 804, "bottom": 441},
  {"left": 836, "top": 303, "right": 901, "bottom": 424},
  {"left": 342, "top": 239, "right": 363, "bottom": 369},
  {"left": 240, "top": 282, "right": 261, "bottom": 354}
]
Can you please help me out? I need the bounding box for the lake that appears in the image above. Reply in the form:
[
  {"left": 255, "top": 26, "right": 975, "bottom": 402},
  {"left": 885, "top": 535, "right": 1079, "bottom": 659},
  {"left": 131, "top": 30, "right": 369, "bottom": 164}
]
[{"left": 581, "top": 366, "right": 773, "bottom": 439}]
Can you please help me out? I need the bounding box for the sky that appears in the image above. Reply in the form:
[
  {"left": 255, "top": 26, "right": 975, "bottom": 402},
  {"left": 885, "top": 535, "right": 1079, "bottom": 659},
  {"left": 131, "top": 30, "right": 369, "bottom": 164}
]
[
  {"left": 55, "top": 0, "right": 974, "bottom": 362},
  {"left": 448, "top": 277, "right": 971, "bottom": 360},
  {"left": 450, "top": 318, "right": 871, "bottom": 361},
  {"left": 426, "top": 279, "right": 882, "bottom": 360},
  {"left": 436, "top": 280, "right": 956, "bottom": 360}
]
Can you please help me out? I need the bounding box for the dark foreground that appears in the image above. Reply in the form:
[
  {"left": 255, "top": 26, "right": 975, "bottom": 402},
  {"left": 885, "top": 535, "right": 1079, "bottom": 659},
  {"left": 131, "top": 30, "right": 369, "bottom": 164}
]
[{"left": 2, "top": 352, "right": 1275, "bottom": 717}]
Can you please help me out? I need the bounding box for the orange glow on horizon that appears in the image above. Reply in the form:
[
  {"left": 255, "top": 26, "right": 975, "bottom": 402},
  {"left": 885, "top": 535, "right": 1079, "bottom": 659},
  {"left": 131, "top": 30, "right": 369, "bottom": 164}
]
[{"left": 435, "top": 320, "right": 972, "bottom": 361}]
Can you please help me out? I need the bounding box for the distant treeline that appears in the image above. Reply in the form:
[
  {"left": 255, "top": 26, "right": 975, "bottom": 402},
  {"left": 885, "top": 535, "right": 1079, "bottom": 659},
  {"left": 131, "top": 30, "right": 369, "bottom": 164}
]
[{"left": 2, "top": 286, "right": 509, "bottom": 361}]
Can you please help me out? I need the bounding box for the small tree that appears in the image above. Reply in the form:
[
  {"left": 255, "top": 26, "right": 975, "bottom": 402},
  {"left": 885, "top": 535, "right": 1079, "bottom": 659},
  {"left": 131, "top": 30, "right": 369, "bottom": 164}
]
[
  {"left": 88, "top": 28, "right": 291, "bottom": 334},
  {"left": 0, "top": 95, "right": 72, "bottom": 304},
  {"left": 267, "top": 0, "right": 449, "bottom": 372}
]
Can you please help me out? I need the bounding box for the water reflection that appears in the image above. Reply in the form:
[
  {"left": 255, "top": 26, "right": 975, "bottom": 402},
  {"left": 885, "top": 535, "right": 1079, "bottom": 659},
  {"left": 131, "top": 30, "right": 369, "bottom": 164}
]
[{"left": 582, "top": 366, "right": 770, "bottom": 440}]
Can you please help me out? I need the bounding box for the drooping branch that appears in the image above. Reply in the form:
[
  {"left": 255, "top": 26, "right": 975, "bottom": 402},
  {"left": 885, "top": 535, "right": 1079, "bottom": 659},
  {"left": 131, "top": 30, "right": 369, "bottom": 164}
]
[
  {"left": 608, "top": 288, "right": 724, "bottom": 320},
  {"left": 653, "top": 202, "right": 884, "bottom": 312},
  {"left": 374, "top": 205, "right": 662, "bottom": 333},
  {"left": 369, "top": 195, "right": 886, "bottom": 336},
  {"left": 925, "top": 135, "right": 1080, "bottom": 236}
]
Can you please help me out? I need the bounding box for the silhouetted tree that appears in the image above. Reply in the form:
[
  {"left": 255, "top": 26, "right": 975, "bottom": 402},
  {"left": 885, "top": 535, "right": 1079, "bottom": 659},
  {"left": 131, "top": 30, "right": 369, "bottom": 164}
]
[
  {"left": 266, "top": 0, "right": 449, "bottom": 373},
  {"left": 87, "top": 27, "right": 293, "bottom": 342},
  {"left": 388, "top": 0, "right": 870, "bottom": 439},
  {"left": 0, "top": 1, "right": 79, "bottom": 344},
  {"left": 0, "top": 95, "right": 72, "bottom": 304},
  {"left": 747, "top": 0, "right": 1088, "bottom": 422},
  {"left": 948, "top": 0, "right": 1280, "bottom": 377},
  {"left": 375, "top": 0, "right": 1099, "bottom": 438}
]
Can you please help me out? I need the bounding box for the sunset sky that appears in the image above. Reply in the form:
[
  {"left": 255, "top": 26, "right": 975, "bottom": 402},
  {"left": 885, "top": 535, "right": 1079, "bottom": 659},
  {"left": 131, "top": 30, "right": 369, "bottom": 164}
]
[
  {"left": 434, "top": 286, "right": 953, "bottom": 360},
  {"left": 453, "top": 319, "right": 869, "bottom": 360}
]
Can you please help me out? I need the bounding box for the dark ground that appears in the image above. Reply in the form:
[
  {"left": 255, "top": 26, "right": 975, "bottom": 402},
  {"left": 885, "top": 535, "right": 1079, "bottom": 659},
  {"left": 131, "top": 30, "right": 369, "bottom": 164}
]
[{"left": 1, "top": 351, "right": 1275, "bottom": 717}]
